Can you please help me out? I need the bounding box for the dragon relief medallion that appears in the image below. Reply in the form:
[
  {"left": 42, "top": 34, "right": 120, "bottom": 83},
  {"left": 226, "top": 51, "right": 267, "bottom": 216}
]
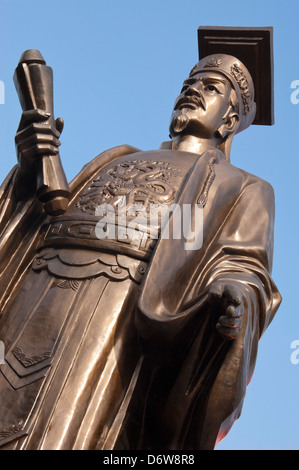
[{"left": 75, "top": 160, "right": 182, "bottom": 216}]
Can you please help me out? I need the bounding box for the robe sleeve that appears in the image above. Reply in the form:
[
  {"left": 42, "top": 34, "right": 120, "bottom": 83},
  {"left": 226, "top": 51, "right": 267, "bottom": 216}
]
[
  {"left": 135, "top": 172, "right": 282, "bottom": 449},
  {"left": 205, "top": 178, "right": 281, "bottom": 338},
  {"left": 136, "top": 175, "right": 281, "bottom": 343},
  {"left": 0, "top": 167, "right": 46, "bottom": 311},
  {"left": 0, "top": 166, "right": 19, "bottom": 234},
  {"left": 135, "top": 171, "right": 282, "bottom": 419}
]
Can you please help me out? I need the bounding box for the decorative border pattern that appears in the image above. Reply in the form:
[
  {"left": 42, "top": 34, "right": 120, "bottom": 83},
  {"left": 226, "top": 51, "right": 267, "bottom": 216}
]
[
  {"left": 12, "top": 347, "right": 51, "bottom": 368},
  {"left": 230, "top": 63, "right": 251, "bottom": 114},
  {"left": 0, "top": 419, "right": 24, "bottom": 440}
]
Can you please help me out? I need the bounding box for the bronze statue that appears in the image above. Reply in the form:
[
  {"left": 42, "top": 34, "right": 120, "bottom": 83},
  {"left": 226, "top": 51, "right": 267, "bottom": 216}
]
[{"left": 0, "top": 32, "right": 281, "bottom": 450}]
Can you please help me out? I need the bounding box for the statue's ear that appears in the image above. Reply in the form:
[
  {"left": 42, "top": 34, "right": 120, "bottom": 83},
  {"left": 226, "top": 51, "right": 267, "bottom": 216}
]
[{"left": 217, "top": 111, "right": 239, "bottom": 140}]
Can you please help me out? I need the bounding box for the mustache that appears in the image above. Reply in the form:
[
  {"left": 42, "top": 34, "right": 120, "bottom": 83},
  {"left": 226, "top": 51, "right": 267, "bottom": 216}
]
[{"left": 174, "top": 91, "right": 206, "bottom": 111}]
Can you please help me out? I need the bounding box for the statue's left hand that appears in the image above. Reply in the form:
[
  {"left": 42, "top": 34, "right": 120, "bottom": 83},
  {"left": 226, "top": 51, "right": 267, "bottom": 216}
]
[{"left": 208, "top": 281, "right": 244, "bottom": 340}]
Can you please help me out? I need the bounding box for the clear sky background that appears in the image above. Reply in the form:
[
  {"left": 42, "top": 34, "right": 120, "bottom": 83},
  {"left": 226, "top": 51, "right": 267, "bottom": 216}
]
[{"left": 0, "top": 0, "right": 298, "bottom": 451}]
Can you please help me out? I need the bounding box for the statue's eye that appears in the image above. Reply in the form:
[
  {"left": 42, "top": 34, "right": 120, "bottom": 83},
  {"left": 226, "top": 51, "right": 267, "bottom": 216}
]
[{"left": 206, "top": 85, "right": 218, "bottom": 92}]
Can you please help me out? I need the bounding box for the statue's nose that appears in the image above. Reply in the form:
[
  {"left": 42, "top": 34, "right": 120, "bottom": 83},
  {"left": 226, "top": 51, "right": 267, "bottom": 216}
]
[
  {"left": 186, "top": 80, "right": 202, "bottom": 96},
  {"left": 186, "top": 84, "right": 202, "bottom": 97}
]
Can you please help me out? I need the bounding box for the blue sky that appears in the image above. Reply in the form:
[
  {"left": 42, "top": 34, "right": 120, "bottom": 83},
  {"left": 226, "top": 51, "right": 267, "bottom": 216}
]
[{"left": 0, "top": 0, "right": 298, "bottom": 450}]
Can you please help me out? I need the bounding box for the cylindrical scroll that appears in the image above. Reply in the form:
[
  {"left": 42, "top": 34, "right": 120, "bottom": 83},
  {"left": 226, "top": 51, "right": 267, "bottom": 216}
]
[{"left": 13, "top": 49, "right": 70, "bottom": 216}]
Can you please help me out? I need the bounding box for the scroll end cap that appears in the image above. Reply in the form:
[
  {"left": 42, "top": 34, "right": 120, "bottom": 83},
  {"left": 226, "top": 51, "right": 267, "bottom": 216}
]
[{"left": 18, "top": 49, "right": 46, "bottom": 65}]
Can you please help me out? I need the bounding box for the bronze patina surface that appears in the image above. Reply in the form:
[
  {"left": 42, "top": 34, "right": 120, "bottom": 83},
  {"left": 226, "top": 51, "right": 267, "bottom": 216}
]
[{"left": 0, "top": 28, "right": 281, "bottom": 450}]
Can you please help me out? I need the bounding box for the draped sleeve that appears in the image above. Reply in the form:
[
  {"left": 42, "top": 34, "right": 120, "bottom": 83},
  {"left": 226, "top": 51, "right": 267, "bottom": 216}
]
[{"left": 135, "top": 151, "right": 281, "bottom": 449}]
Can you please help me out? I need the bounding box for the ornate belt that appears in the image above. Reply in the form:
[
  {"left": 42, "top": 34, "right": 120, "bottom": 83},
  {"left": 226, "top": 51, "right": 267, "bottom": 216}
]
[{"left": 38, "top": 218, "right": 157, "bottom": 261}]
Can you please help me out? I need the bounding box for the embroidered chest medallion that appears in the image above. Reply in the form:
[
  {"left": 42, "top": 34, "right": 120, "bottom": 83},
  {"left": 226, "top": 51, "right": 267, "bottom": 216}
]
[{"left": 75, "top": 160, "right": 183, "bottom": 215}]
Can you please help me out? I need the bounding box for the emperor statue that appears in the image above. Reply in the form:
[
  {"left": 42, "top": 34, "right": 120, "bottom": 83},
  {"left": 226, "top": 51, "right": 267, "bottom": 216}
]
[{"left": 0, "top": 48, "right": 281, "bottom": 450}]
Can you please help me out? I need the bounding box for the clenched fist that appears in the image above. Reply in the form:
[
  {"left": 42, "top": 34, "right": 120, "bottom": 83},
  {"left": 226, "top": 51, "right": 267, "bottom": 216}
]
[
  {"left": 14, "top": 109, "right": 64, "bottom": 198},
  {"left": 208, "top": 281, "right": 244, "bottom": 340},
  {"left": 15, "top": 108, "right": 64, "bottom": 162}
]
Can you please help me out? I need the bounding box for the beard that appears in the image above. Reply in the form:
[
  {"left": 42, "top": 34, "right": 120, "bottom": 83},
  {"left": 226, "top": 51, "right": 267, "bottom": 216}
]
[{"left": 169, "top": 110, "right": 191, "bottom": 135}]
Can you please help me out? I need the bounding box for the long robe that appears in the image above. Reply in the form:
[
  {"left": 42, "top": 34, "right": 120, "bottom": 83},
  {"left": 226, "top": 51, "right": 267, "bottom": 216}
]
[{"left": 0, "top": 145, "right": 281, "bottom": 450}]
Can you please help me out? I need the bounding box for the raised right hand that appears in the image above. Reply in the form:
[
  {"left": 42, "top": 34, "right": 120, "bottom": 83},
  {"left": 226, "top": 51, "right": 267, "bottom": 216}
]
[
  {"left": 14, "top": 109, "right": 64, "bottom": 197},
  {"left": 15, "top": 109, "right": 64, "bottom": 162}
]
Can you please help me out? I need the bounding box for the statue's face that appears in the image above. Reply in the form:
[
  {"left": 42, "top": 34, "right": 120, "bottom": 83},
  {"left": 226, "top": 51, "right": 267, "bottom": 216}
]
[{"left": 169, "top": 71, "right": 235, "bottom": 139}]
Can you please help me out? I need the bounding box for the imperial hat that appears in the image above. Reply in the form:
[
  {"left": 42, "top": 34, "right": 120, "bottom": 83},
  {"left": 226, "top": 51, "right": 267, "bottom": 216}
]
[{"left": 189, "top": 53, "right": 256, "bottom": 134}]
